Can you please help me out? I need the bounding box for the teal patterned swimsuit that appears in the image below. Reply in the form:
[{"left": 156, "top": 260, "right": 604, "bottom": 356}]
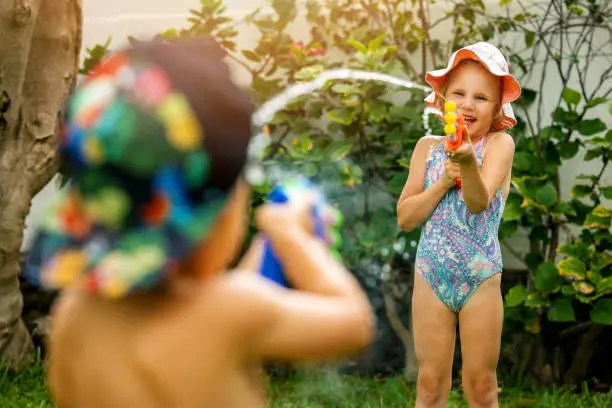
[{"left": 414, "top": 136, "right": 505, "bottom": 312}]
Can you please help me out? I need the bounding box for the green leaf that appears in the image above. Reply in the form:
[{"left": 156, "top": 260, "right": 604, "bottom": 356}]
[
  {"left": 525, "top": 293, "right": 548, "bottom": 308},
  {"left": 536, "top": 183, "right": 557, "bottom": 207},
  {"left": 364, "top": 99, "right": 388, "bottom": 122},
  {"left": 535, "top": 261, "right": 563, "bottom": 293},
  {"left": 540, "top": 126, "right": 564, "bottom": 140},
  {"left": 558, "top": 141, "right": 580, "bottom": 159},
  {"left": 586, "top": 97, "right": 609, "bottom": 108},
  {"left": 596, "top": 277, "right": 612, "bottom": 295},
  {"left": 356, "top": 222, "right": 377, "bottom": 247},
  {"left": 332, "top": 84, "right": 359, "bottom": 95},
  {"left": 502, "top": 194, "right": 523, "bottom": 221},
  {"left": 592, "top": 205, "right": 612, "bottom": 218},
  {"left": 590, "top": 299, "right": 612, "bottom": 325},
  {"left": 327, "top": 107, "right": 356, "bottom": 125},
  {"left": 368, "top": 33, "right": 386, "bottom": 52},
  {"left": 505, "top": 284, "right": 528, "bottom": 307},
  {"left": 551, "top": 202, "right": 576, "bottom": 217},
  {"left": 577, "top": 118, "right": 607, "bottom": 136},
  {"left": 572, "top": 280, "right": 595, "bottom": 295},
  {"left": 562, "top": 87, "right": 581, "bottom": 105},
  {"left": 294, "top": 64, "right": 325, "bottom": 80},
  {"left": 557, "top": 257, "right": 587, "bottom": 281},
  {"left": 397, "top": 157, "right": 411, "bottom": 168},
  {"left": 389, "top": 105, "right": 417, "bottom": 121},
  {"left": 584, "top": 148, "right": 603, "bottom": 161},
  {"left": 525, "top": 252, "right": 544, "bottom": 271},
  {"left": 325, "top": 140, "right": 353, "bottom": 162},
  {"left": 584, "top": 212, "right": 612, "bottom": 229},
  {"left": 499, "top": 220, "right": 518, "bottom": 240},
  {"left": 547, "top": 298, "right": 576, "bottom": 322},
  {"left": 513, "top": 152, "right": 533, "bottom": 171},
  {"left": 600, "top": 186, "right": 612, "bottom": 199},
  {"left": 571, "top": 184, "right": 592, "bottom": 198},
  {"left": 388, "top": 173, "right": 407, "bottom": 195},
  {"left": 591, "top": 251, "right": 612, "bottom": 273},
  {"left": 241, "top": 50, "right": 261, "bottom": 62},
  {"left": 384, "top": 128, "right": 405, "bottom": 144},
  {"left": 347, "top": 38, "right": 368, "bottom": 53},
  {"left": 524, "top": 31, "right": 535, "bottom": 47},
  {"left": 371, "top": 208, "right": 397, "bottom": 238},
  {"left": 518, "top": 88, "right": 537, "bottom": 107},
  {"left": 557, "top": 242, "right": 589, "bottom": 258}
]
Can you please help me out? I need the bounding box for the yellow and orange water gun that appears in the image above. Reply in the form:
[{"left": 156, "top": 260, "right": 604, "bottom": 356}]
[{"left": 443, "top": 101, "right": 466, "bottom": 189}]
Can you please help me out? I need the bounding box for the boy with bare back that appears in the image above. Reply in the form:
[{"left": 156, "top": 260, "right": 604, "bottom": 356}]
[{"left": 25, "top": 38, "right": 375, "bottom": 408}]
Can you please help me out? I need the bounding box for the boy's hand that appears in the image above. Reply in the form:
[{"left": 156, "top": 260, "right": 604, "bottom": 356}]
[{"left": 255, "top": 193, "right": 315, "bottom": 238}]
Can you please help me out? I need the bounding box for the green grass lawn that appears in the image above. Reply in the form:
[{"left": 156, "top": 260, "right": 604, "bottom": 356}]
[{"left": 1, "top": 364, "right": 610, "bottom": 407}]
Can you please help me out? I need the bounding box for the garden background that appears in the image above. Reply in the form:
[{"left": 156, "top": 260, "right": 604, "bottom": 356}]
[{"left": 1, "top": 0, "right": 611, "bottom": 406}]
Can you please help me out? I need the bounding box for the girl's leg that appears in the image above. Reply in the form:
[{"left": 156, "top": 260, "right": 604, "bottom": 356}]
[
  {"left": 412, "top": 273, "right": 457, "bottom": 408},
  {"left": 458, "top": 274, "right": 503, "bottom": 408}
]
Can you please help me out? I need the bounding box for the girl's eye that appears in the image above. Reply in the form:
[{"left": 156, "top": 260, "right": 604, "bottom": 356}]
[
  {"left": 452, "top": 91, "right": 463, "bottom": 96},
  {"left": 477, "top": 96, "right": 487, "bottom": 101}
]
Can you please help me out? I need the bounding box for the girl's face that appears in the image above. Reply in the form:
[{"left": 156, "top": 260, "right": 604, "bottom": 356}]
[{"left": 444, "top": 60, "right": 502, "bottom": 139}]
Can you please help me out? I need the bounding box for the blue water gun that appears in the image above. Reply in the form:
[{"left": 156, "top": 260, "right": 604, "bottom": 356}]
[{"left": 259, "top": 178, "right": 343, "bottom": 288}]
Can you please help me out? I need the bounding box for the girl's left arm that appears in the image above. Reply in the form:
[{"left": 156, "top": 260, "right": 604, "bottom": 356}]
[{"left": 457, "top": 132, "right": 515, "bottom": 213}]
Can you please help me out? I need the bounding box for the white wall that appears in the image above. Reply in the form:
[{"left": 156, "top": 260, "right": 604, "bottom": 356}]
[{"left": 23, "top": 1, "right": 612, "bottom": 271}]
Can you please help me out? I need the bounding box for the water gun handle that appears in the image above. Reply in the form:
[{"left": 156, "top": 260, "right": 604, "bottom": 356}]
[
  {"left": 443, "top": 101, "right": 465, "bottom": 189},
  {"left": 258, "top": 184, "right": 330, "bottom": 288}
]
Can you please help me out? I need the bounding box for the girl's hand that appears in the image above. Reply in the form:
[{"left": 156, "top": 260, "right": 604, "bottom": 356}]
[
  {"left": 443, "top": 160, "right": 461, "bottom": 189},
  {"left": 444, "top": 126, "right": 476, "bottom": 164}
]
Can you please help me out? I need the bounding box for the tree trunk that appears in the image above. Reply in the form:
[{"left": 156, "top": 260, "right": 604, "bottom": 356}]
[
  {"left": 382, "top": 291, "right": 418, "bottom": 381},
  {"left": 0, "top": 0, "right": 81, "bottom": 369}
]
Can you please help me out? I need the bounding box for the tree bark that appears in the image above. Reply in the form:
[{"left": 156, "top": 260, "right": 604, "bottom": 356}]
[
  {"left": 0, "top": 0, "right": 81, "bottom": 369},
  {"left": 382, "top": 290, "right": 418, "bottom": 381}
]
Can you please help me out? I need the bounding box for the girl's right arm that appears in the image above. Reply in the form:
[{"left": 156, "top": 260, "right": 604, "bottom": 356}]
[{"left": 396, "top": 137, "right": 453, "bottom": 232}]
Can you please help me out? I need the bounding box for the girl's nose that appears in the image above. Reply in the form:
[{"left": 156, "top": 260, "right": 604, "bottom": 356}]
[{"left": 462, "top": 99, "right": 475, "bottom": 111}]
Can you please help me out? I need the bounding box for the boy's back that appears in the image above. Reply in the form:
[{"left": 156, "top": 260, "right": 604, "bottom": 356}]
[{"left": 49, "top": 273, "right": 268, "bottom": 408}]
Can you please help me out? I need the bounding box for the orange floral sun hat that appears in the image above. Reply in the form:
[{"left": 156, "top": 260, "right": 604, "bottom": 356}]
[{"left": 424, "top": 42, "right": 522, "bottom": 131}]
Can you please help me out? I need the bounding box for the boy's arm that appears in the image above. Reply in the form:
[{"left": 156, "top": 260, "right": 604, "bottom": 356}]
[
  {"left": 227, "top": 228, "right": 375, "bottom": 362},
  {"left": 458, "top": 132, "right": 514, "bottom": 213},
  {"left": 234, "top": 234, "right": 265, "bottom": 272}
]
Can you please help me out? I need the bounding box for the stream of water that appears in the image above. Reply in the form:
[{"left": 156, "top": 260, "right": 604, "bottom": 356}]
[{"left": 245, "top": 68, "right": 443, "bottom": 186}]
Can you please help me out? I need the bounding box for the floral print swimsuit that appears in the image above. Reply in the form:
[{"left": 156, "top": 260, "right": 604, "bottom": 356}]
[{"left": 414, "top": 136, "right": 505, "bottom": 312}]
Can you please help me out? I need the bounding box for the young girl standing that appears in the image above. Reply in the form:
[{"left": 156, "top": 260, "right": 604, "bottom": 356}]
[{"left": 397, "top": 42, "right": 521, "bottom": 408}]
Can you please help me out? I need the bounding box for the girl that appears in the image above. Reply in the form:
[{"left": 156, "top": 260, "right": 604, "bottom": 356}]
[{"left": 397, "top": 42, "right": 521, "bottom": 408}]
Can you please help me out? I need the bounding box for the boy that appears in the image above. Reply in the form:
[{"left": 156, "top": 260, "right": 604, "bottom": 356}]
[{"left": 26, "top": 38, "right": 375, "bottom": 408}]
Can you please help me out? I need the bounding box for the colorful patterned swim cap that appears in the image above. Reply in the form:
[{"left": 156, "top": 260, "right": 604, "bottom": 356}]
[{"left": 24, "top": 38, "right": 254, "bottom": 298}]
